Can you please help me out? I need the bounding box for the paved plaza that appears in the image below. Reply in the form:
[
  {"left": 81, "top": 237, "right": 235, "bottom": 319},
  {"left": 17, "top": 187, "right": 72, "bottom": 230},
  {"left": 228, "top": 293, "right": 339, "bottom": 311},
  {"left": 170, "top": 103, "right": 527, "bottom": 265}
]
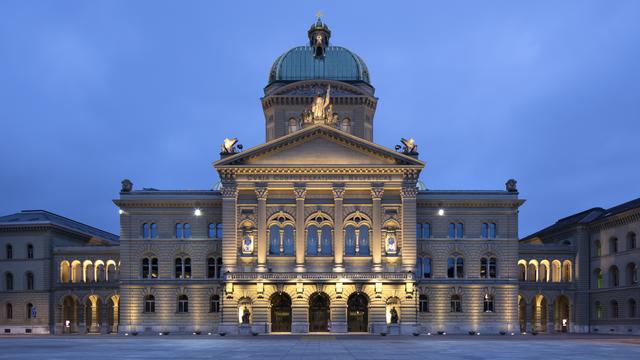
[{"left": 0, "top": 335, "right": 639, "bottom": 360}]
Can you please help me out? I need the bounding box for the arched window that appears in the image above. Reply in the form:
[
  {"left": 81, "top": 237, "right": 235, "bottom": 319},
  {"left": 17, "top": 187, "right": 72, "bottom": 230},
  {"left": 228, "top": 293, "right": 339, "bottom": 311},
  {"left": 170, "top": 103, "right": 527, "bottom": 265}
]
[
  {"left": 216, "top": 223, "right": 223, "bottom": 238},
  {"left": 422, "top": 257, "right": 432, "bottom": 278},
  {"left": 175, "top": 257, "right": 191, "bottom": 279},
  {"left": 551, "top": 260, "right": 561, "bottom": 282},
  {"left": 628, "top": 299, "right": 637, "bottom": 318},
  {"left": 6, "top": 244, "right": 12, "bottom": 259},
  {"left": 141, "top": 257, "right": 158, "bottom": 279},
  {"left": 60, "top": 261, "right": 70, "bottom": 283},
  {"left": 26, "top": 303, "right": 34, "bottom": 319},
  {"left": 483, "top": 294, "right": 494, "bottom": 312},
  {"left": 5, "top": 272, "right": 13, "bottom": 291},
  {"left": 344, "top": 212, "right": 371, "bottom": 256},
  {"left": 210, "top": 294, "right": 220, "bottom": 313},
  {"left": 207, "top": 257, "right": 216, "bottom": 278},
  {"left": 528, "top": 261, "right": 538, "bottom": 282},
  {"left": 175, "top": 223, "right": 183, "bottom": 239},
  {"left": 26, "top": 272, "right": 34, "bottom": 290},
  {"left": 628, "top": 232, "right": 637, "bottom": 250},
  {"left": 609, "top": 237, "right": 618, "bottom": 254},
  {"left": 142, "top": 223, "right": 150, "bottom": 239},
  {"left": 594, "top": 268, "right": 603, "bottom": 288},
  {"left": 144, "top": 295, "right": 155, "bottom": 313},
  {"left": 481, "top": 257, "right": 497, "bottom": 278},
  {"left": 6, "top": 303, "right": 12, "bottom": 319},
  {"left": 448, "top": 223, "right": 463, "bottom": 239},
  {"left": 150, "top": 223, "right": 158, "bottom": 239},
  {"left": 419, "top": 294, "right": 429, "bottom": 312},
  {"left": 594, "top": 301, "right": 603, "bottom": 320},
  {"left": 268, "top": 212, "right": 295, "bottom": 256},
  {"left": 27, "top": 244, "right": 33, "bottom": 259},
  {"left": 610, "top": 265, "right": 620, "bottom": 287},
  {"left": 447, "top": 255, "right": 464, "bottom": 278},
  {"left": 594, "top": 240, "right": 602, "bottom": 257},
  {"left": 539, "top": 260, "right": 550, "bottom": 282},
  {"left": 216, "top": 257, "right": 223, "bottom": 278},
  {"left": 450, "top": 294, "right": 462, "bottom": 312},
  {"left": 177, "top": 295, "right": 188, "bottom": 313},
  {"left": 518, "top": 261, "right": 526, "bottom": 281},
  {"left": 305, "top": 212, "right": 333, "bottom": 256},
  {"left": 610, "top": 300, "right": 619, "bottom": 318},
  {"left": 627, "top": 263, "right": 638, "bottom": 286},
  {"left": 208, "top": 223, "right": 215, "bottom": 238},
  {"left": 417, "top": 223, "right": 431, "bottom": 239},
  {"left": 562, "top": 260, "right": 572, "bottom": 282},
  {"left": 482, "top": 223, "right": 496, "bottom": 239}
]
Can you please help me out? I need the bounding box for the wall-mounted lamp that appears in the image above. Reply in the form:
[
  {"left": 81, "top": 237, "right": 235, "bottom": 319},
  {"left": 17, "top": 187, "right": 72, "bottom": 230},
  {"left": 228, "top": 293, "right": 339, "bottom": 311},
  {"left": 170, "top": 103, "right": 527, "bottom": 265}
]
[
  {"left": 194, "top": 209, "right": 202, "bottom": 216},
  {"left": 225, "top": 282, "right": 234, "bottom": 295}
]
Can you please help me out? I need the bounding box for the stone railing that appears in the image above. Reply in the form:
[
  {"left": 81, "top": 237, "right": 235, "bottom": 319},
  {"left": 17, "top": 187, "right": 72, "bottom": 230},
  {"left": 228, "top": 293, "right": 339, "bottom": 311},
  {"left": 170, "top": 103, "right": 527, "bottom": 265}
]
[{"left": 226, "top": 272, "right": 413, "bottom": 282}]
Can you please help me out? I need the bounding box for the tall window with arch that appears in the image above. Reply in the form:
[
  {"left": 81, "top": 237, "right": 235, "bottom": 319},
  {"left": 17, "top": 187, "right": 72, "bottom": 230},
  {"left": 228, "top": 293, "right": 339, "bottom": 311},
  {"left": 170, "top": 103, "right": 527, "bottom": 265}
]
[
  {"left": 594, "top": 268, "right": 603, "bottom": 288},
  {"left": 210, "top": 294, "right": 220, "bottom": 313},
  {"left": 594, "top": 240, "right": 602, "bottom": 257},
  {"left": 306, "top": 212, "right": 333, "bottom": 256},
  {"left": 628, "top": 299, "right": 637, "bottom": 318},
  {"left": 141, "top": 257, "right": 158, "bottom": 279},
  {"left": 448, "top": 223, "right": 463, "bottom": 239},
  {"left": 142, "top": 223, "right": 158, "bottom": 239},
  {"left": 27, "top": 244, "right": 33, "bottom": 259},
  {"left": 417, "top": 256, "right": 432, "bottom": 278},
  {"left": 562, "top": 260, "right": 572, "bottom": 282},
  {"left": 344, "top": 212, "right": 371, "bottom": 256},
  {"left": 417, "top": 223, "right": 431, "bottom": 239},
  {"left": 208, "top": 223, "right": 216, "bottom": 238},
  {"left": 6, "top": 303, "right": 12, "bottom": 319},
  {"left": 5, "top": 272, "right": 13, "bottom": 291},
  {"left": 175, "top": 257, "right": 192, "bottom": 279},
  {"left": 610, "top": 300, "right": 619, "bottom": 318},
  {"left": 480, "top": 257, "right": 497, "bottom": 278},
  {"left": 144, "top": 295, "right": 155, "bottom": 313},
  {"left": 610, "top": 265, "right": 620, "bottom": 287},
  {"left": 177, "top": 295, "right": 189, "bottom": 313},
  {"left": 207, "top": 257, "right": 223, "bottom": 279},
  {"left": 481, "top": 223, "right": 497, "bottom": 239},
  {"left": 26, "top": 272, "right": 34, "bottom": 290},
  {"left": 627, "top": 263, "right": 638, "bottom": 286},
  {"left": 268, "top": 212, "right": 295, "bottom": 256},
  {"left": 609, "top": 237, "right": 618, "bottom": 254},
  {"left": 594, "top": 301, "right": 603, "bottom": 320},
  {"left": 450, "top": 294, "right": 462, "bottom": 312},
  {"left": 628, "top": 232, "right": 637, "bottom": 250},
  {"left": 483, "top": 294, "right": 495, "bottom": 312},
  {"left": 175, "top": 223, "right": 191, "bottom": 239},
  {"left": 6, "top": 244, "right": 12, "bottom": 259},
  {"left": 447, "top": 255, "right": 464, "bottom": 278},
  {"left": 419, "top": 294, "right": 429, "bottom": 312}
]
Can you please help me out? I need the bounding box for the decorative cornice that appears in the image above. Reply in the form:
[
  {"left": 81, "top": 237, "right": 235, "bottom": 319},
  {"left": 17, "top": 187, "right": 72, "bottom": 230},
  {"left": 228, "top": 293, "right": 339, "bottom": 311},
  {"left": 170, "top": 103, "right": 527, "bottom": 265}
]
[
  {"left": 221, "top": 183, "right": 238, "bottom": 199},
  {"left": 401, "top": 186, "right": 418, "bottom": 199}
]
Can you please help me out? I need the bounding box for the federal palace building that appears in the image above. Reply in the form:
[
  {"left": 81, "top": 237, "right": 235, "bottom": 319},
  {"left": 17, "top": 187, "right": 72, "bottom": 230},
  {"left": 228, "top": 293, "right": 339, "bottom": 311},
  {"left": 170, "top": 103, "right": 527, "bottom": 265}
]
[{"left": 1, "top": 19, "right": 638, "bottom": 336}]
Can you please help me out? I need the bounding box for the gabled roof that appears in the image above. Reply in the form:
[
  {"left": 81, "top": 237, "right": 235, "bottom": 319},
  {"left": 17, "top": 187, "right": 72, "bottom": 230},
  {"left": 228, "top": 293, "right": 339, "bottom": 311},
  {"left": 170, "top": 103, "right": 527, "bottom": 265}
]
[
  {"left": 0, "top": 210, "right": 119, "bottom": 243},
  {"left": 214, "top": 124, "right": 425, "bottom": 169}
]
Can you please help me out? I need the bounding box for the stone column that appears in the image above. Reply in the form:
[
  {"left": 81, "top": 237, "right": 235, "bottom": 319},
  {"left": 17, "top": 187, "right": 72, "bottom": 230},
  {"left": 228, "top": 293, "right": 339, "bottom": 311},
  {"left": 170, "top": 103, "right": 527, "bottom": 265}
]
[
  {"left": 221, "top": 180, "right": 238, "bottom": 272},
  {"left": 330, "top": 296, "right": 347, "bottom": 333},
  {"left": 112, "top": 303, "right": 119, "bottom": 333},
  {"left": 401, "top": 182, "right": 418, "bottom": 271},
  {"left": 371, "top": 183, "right": 384, "bottom": 272},
  {"left": 332, "top": 184, "right": 346, "bottom": 272},
  {"left": 255, "top": 184, "right": 268, "bottom": 272},
  {"left": 294, "top": 184, "right": 307, "bottom": 272},
  {"left": 89, "top": 301, "right": 99, "bottom": 333}
]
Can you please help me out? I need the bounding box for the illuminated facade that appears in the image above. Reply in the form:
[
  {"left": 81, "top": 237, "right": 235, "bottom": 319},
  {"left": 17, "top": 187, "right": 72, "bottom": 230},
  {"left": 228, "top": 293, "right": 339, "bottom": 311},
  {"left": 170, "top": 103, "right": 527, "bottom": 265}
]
[{"left": 1, "top": 19, "right": 637, "bottom": 336}]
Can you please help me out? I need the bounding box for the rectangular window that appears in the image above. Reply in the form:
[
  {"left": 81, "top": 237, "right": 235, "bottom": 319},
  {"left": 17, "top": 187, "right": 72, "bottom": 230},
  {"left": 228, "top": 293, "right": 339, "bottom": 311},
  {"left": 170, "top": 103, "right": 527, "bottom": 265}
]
[
  {"left": 416, "top": 223, "right": 422, "bottom": 239},
  {"left": 447, "top": 258, "right": 455, "bottom": 278},
  {"left": 456, "top": 223, "right": 464, "bottom": 239},
  {"left": 423, "top": 223, "right": 430, "bottom": 239},
  {"left": 448, "top": 223, "right": 455, "bottom": 239},
  {"left": 489, "top": 223, "right": 496, "bottom": 239},
  {"left": 423, "top": 257, "right": 432, "bottom": 278}
]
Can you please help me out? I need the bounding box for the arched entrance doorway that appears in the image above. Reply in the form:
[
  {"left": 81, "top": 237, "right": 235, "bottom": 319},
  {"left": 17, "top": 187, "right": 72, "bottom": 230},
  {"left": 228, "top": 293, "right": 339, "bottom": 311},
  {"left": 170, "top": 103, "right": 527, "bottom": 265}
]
[
  {"left": 531, "top": 294, "right": 547, "bottom": 332},
  {"left": 518, "top": 295, "right": 526, "bottom": 333},
  {"left": 347, "top": 292, "right": 368, "bottom": 332},
  {"left": 62, "top": 296, "right": 78, "bottom": 334},
  {"left": 555, "top": 295, "right": 570, "bottom": 332},
  {"left": 84, "top": 295, "right": 102, "bottom": 333},
  {"left": 270, "top": 293, "right": 292, "bottom": 333},
  {"left": 106, "top": 296, "right": 119, "bottom": 333},
  {"left": 309, "top": 292, "right": 330, "bottom": 332}
]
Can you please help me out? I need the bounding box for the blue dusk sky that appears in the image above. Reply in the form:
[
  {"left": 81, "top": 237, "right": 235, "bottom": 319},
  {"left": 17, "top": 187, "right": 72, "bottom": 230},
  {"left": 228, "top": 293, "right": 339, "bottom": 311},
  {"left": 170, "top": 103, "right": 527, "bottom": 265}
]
[{"left": 1, "top": 1, "right": 639, "bottom": 237}]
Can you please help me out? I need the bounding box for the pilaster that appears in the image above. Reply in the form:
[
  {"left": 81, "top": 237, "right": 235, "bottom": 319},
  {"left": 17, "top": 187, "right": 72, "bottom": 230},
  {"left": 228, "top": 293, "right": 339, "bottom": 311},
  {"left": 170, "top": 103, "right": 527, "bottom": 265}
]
[
  {"left": 294, "top": 184, "right": 307, "bottom": 272},
  {"left": 332, "top": 184, "right": 345, "bottom": 272},
  {"left": 371, "top": 183, "right": 384, "bottom": 272},
  {"left": 221, "top": 181, "right": 238, "bottom": 272},
  {"left": 401, "top": 182, "right": 418, "bottom": 271},
  {"left": 255, "top": 184, "right": 268, "bottom": 272}
]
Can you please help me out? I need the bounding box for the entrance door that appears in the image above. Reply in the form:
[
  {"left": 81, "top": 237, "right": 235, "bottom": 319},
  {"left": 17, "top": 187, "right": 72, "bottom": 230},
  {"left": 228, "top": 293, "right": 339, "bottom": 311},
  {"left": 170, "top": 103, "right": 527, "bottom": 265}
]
[
  {"left": 271, "top": 293, "right": 292, "bottom": 332},
  {"left": 347, "top": 293, "right": 368, "bottom": 332},
  {"left": 309, "top": 292, "right": 330, "bottom": 332}
]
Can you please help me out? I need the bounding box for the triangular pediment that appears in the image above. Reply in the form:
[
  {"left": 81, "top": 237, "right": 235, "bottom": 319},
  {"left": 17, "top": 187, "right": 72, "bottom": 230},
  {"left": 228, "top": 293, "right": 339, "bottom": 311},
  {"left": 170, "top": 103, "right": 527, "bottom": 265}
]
[{"left": 214, "top": 125, "right": 424, "bottom": 169}]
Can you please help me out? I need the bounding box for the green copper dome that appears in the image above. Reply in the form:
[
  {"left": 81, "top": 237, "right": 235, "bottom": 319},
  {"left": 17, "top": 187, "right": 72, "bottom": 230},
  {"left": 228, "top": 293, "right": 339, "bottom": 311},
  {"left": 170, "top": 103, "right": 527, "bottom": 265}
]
[{"left": 268, "top": 20, "right": 370, "bottom": 84}]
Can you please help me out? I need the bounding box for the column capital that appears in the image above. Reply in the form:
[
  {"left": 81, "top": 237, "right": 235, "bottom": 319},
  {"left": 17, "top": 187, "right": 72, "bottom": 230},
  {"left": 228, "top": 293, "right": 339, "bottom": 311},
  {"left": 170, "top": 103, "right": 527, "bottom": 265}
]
[
  {"left": 371, "top": 183, "right": 384, "bottom": 200},
  {"left": 332, "top": 183, "right": 346, "bottom": 200},
  {"left": 221, "top": 182, "right": 238, "bottom": 198},
  {"left": 293, "top": 183, "right": 307, "bottom": 200},
  {"left": 401, "top": 184, "right": 418, "bottom": 199},
  {"left": 255, "top": 183, "right": 268, "bottom": 200}
]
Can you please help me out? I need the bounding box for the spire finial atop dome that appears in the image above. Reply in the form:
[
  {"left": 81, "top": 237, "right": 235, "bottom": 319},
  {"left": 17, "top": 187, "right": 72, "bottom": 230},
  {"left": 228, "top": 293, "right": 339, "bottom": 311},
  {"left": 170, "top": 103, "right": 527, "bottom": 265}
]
[{"left": 308, "top": 14, "right": 331, "bottom": 57}]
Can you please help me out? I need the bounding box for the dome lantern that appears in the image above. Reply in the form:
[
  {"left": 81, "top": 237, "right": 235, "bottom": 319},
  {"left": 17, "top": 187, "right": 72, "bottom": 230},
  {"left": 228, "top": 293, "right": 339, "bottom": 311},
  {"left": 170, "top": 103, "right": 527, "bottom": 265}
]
[{"left": 308, "top": 12, "right": 331, "bottom": 57}]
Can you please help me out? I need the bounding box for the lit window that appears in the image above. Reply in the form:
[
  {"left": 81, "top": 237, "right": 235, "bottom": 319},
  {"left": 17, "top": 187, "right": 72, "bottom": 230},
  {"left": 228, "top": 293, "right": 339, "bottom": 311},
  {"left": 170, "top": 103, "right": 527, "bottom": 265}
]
[
  {"left": 216, "top": 223, "right": 223, "bottom": 238},
  {"left": 150, "top": 223, "right": 157, "bottom": 239},
  {"left": 141, "top": 257, "right": 158, "bottom": 279},
  {"left": 208, "top": 224, "right": 215, "bottom": 238},
  {"left": 143, "top": 223, "right": 150, "bottom": 239},
  {"left": 481, "top": 257, "right": 497, "bottom": 278},
  {"left": 483, "top": 294, "right": 494, "bottom": 312}
]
